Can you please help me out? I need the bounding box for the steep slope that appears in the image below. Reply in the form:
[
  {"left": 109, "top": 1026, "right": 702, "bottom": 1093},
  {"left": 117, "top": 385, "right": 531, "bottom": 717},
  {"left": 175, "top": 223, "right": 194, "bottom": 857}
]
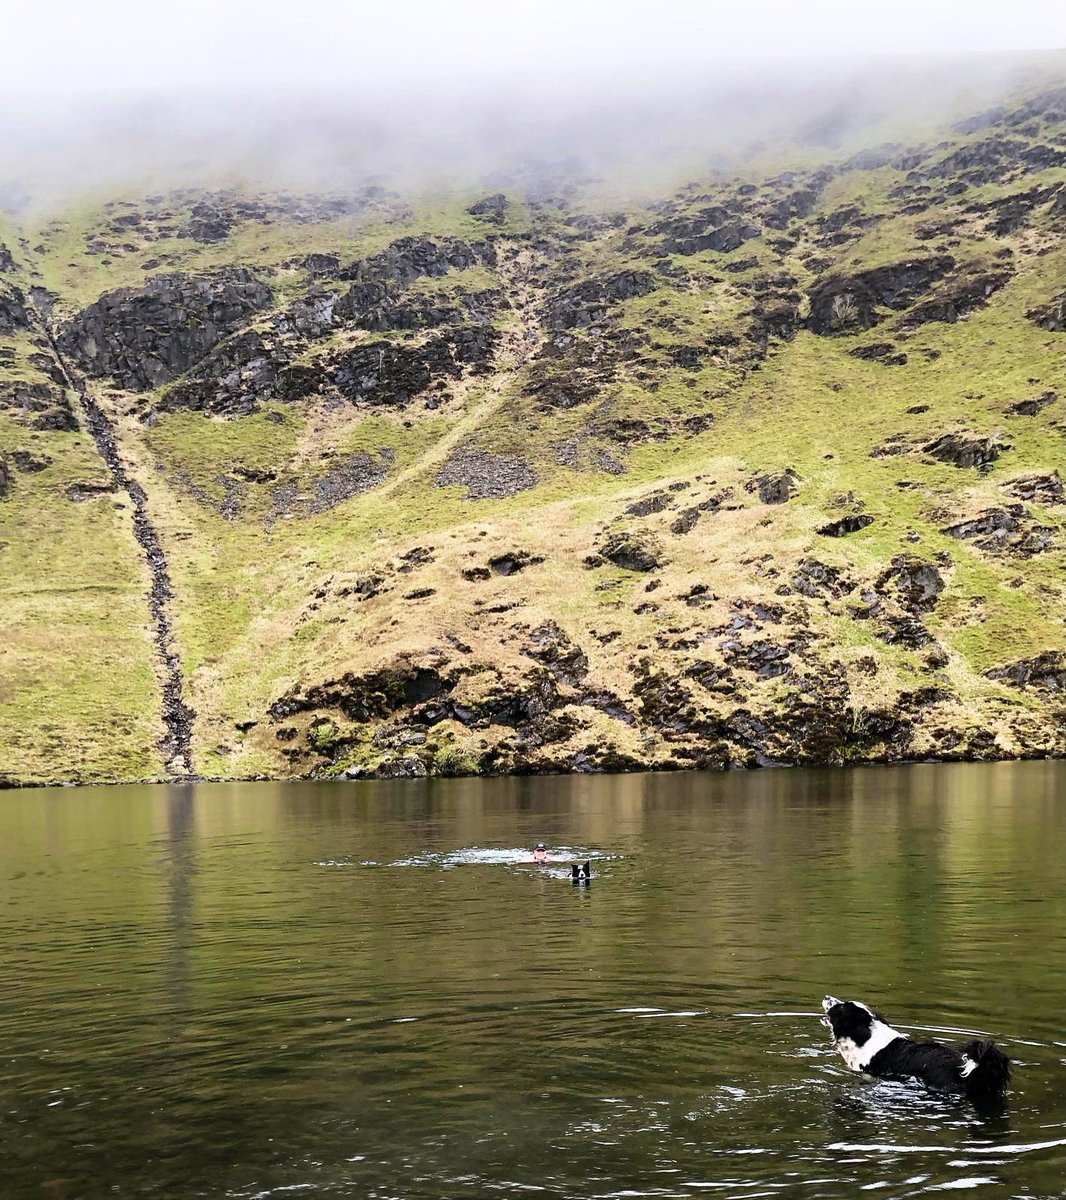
[{"left": 1, "top": 77, "right": 1064, "bottom": 784}]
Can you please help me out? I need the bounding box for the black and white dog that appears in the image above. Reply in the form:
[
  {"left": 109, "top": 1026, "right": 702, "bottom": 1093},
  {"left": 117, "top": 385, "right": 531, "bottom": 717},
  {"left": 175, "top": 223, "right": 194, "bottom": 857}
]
[{"left": 821, "top": 995, "right": 1011, "bottom": 1104}]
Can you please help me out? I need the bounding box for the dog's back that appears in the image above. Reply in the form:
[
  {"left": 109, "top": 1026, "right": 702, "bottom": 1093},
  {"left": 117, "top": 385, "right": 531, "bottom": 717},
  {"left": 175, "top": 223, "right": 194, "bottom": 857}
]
[
  {"left": 822, "top": 996, "right": 1011, "bottom": 1103},
  {"left": 867, "top": 1036, "right": 1010, "bottom": 1100}
]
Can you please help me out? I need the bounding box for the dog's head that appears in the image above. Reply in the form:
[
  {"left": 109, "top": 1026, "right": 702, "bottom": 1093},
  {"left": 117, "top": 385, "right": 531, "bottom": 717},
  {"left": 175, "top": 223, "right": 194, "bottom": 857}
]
[{"left": 821, "top": 994, "right": 896, "bottom": 1071}]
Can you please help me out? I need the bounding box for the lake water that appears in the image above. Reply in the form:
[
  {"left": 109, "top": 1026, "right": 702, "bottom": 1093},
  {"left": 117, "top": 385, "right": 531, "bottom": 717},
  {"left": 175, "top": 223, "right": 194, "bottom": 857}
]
[{"left": 0, "top": 762, "right": 1063, "bottom": 1199}]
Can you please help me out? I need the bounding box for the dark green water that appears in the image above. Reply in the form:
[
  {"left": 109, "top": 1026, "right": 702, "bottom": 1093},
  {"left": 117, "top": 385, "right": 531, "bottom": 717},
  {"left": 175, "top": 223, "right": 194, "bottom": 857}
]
[{"left": 0, "top": 762, "right": 1063, "bottom": 1199}]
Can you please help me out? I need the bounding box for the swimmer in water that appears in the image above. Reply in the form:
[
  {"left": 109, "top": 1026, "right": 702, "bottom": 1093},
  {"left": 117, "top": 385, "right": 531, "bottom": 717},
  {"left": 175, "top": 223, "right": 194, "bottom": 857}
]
[{"left": 532, "top": 843, "right": 590, "bottom": 879}]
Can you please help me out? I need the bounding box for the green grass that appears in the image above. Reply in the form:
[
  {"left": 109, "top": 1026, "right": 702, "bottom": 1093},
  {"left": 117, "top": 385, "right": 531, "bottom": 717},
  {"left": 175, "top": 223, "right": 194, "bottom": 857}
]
[
  {"left": 3, "top": 70, "right": 1065, "bottom": 783},
  {"left": 0, "top": 418, "right": 163, "bottom": 782}
]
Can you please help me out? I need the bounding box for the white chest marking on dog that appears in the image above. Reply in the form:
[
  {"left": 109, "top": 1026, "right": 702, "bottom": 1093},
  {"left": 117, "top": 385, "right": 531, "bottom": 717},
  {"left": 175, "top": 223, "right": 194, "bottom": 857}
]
[
  {"left": 960, "top": 1055, "right": 977, "bottom": 1077},
  {"left": 835, "top": 1020, "right": 904, "bottom": 1072}
]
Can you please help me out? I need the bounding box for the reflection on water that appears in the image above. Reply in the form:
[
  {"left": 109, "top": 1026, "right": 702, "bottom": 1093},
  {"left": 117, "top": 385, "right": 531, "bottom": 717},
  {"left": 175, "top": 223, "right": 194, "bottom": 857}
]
[{"left": 0, "top": 761, "right": 1062, "bottom": 1198}]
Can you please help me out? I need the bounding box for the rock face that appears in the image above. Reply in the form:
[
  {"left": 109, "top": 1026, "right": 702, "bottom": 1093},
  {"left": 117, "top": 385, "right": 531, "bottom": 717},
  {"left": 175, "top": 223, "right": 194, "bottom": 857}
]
[
  {"left": 0, "top": 283, "right": 31, "bottom": 333},
  {"left": 546, "top": 270, "right": 658, "bottom": 330},
  {"left": 333, "top": 326, "right": 499, "bottom": 406},
  {"left": 59, "top": 269, "right": 274, "bottom": 390},
  {"left": 806, "top": 257, "right": 955, "bottom": 334}
]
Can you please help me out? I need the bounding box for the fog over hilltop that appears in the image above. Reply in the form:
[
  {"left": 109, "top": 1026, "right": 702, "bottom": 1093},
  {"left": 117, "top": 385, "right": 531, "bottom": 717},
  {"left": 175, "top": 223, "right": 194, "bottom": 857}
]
[
  {"left": 3, "top": 0, "right": 1065, "bottom": 207},
  {"left": 4, "top": 51, "right": 1066, "bottom": 211}
]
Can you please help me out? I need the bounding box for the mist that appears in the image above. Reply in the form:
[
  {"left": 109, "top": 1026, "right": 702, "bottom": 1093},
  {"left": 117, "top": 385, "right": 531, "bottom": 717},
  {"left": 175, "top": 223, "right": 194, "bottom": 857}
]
[{"left": 4, "top": 0, "right": 1066, "bottom": 211}]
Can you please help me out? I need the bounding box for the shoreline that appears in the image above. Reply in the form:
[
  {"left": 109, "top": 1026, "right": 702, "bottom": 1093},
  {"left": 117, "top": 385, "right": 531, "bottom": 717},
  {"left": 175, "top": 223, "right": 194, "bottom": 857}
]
[{"left": 2, "top": 746, "right": 1061, "bottom": 791}]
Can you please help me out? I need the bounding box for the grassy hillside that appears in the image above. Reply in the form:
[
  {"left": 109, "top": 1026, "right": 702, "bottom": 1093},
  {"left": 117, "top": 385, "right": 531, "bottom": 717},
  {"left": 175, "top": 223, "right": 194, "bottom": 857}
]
[{"left": 1, "top": 69, "right": 1063, "bottom": 784}]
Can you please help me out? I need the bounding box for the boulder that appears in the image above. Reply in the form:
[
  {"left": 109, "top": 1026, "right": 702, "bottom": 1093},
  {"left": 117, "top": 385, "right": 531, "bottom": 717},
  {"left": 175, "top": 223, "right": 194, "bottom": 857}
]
[
  {"left": 597, "top": 529, "right": 663, "bottom": 572},
  {"left": 747, "top": 469, "right": 798, "bottom": 504},
  {"left": 1007, "top": 390, "right": 1056, "bottom": 416},
  {"left": 817, "top": 514, "right": 874, "bottom": 537}
]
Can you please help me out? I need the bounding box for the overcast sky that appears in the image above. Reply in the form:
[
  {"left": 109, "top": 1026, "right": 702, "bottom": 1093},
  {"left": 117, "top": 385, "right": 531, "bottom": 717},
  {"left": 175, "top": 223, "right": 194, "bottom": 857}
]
[{"left": 12, "top": 0, "right": 1066, "bottom": 98}]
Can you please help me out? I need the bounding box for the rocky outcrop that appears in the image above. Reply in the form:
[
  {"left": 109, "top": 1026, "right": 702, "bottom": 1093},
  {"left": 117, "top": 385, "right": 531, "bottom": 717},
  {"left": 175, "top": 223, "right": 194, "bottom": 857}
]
[
  {"left": 875, "top": 555, "right": 945, "bottom": 612},
  {"left": 923, "top": 431, "right": 1008, "bottom": 469},
  {"left": 1003, "top": 472, "right": 1064, "bottom": 505},
  {"left": 0, "top": 380, "right": 78, "bottom": 431},
  {"left": 806, "top": 257, "right": 955, "bottom": 335},
  {"left": 942, "top": 506, "right": 1055, "bottom": 555},
  {"left": 986, "top": 651, "right": 1066, "bottom": 694},
  {"left": 597, "top": 528, "right": 663, "bottom": 571},
  {"left": 332, "top": 326, "right": 499, "bottom": 406},
  {"left": 644, "top": 202, "right": 761, "bottom": 255},
  {"left": 0, "top": 283, "right": 31, "bottom": 332},
  {"left": 849, "top": 341, "right": 907, "bottom": 365},
  {"left": 817, "top": 514, "right": 874, "bottom": 537},
  {"left": 338, "top": 235, "right": 487, "bottom": 290},
  {"left": 59, "top": 269, "right": 274, "bottom": 390},
  {"left": 546, "top": 270, "right": 658, "bottom": 330},
  {"left": 899, "top": 267, "right": 1014, "bottom": 327},
  {"left": 1007, "top": 390, "right": 1056, "bottom": 416},
  {"left": 522, "top": 330, "right": 620, "bottom": 410},
  {"left": 790, "top": 557, "right": 854, "bottom": 599},
  {"left": 1026, "top": 290, "right": 1065, "bottom": 332},
  {"left": 923, "top": 136, "right": 1029, "bottom": 185},
  {"left": 270, "top": 660, "right": 458, "bottom": 724},
  {"left": 158, "top": 330, "right": 285, "bottom": 416},
  {"left": 467, "top": 194, "right": 508, "bottom": 223},
  {"left": 522, "top": 621, "right": 589, "bottom": 686},
  {"left": 747, "top": 470, "right": 798, "bottom": 504}
]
